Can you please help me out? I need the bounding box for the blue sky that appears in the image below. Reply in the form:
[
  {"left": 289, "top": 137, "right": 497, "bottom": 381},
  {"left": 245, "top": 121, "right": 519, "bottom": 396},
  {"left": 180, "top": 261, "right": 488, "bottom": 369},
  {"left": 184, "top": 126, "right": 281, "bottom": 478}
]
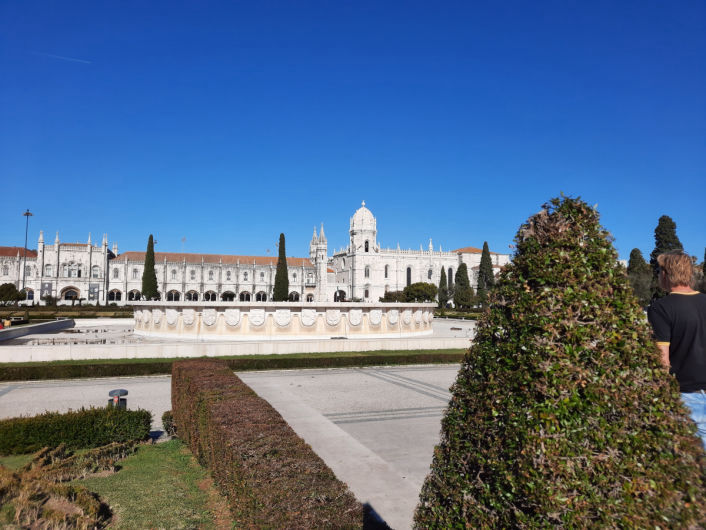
[{"left": 1, "top": 1, "right": 704, "bottom": 262}]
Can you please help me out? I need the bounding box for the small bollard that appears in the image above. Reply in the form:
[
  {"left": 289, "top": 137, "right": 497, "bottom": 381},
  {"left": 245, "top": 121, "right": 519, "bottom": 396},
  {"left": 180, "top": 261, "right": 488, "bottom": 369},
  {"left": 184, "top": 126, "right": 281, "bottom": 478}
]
[{"left": 108, "top": 388, "right": 128, "bottom": 410}]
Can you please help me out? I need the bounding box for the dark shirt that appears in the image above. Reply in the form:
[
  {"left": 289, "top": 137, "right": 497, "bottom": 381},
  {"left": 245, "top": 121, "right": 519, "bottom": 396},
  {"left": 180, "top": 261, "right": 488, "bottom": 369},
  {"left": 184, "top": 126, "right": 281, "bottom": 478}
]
[{"left": 648, "top": 292, "right": 706, "bottom": 393}]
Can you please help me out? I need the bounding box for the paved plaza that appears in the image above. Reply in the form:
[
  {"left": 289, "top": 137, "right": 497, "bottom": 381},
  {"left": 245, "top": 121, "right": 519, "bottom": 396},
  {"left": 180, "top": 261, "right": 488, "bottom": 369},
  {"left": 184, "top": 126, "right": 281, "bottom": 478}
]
[{"left": 0, "top": 364, "right": 461, "bottom": 529}]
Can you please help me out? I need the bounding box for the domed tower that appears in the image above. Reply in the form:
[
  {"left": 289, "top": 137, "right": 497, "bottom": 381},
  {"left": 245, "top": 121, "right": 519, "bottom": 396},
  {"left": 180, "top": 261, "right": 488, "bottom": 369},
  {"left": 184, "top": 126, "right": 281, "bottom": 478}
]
[{"left": 350, "top": 201, "right": 377, "bottom": 255}]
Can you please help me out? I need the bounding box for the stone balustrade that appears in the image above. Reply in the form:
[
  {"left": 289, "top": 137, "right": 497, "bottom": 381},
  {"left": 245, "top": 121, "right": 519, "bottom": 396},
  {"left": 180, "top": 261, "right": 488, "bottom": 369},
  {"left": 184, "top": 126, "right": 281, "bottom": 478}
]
[{"left": 132, "top": 301, "right": 436, "bottom": 341}]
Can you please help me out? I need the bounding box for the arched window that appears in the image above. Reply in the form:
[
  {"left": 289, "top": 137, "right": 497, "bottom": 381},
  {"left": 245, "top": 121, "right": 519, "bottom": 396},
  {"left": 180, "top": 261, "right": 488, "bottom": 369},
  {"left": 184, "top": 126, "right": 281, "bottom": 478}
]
[
  {"left": 364, "top": 289, "right": 369, "bottom": 299},
  {"left": 167, "top": 290, "right": 180, "bottom": 301},
  {"left": 77, "top": 266, "right": 82, "bottom": 278},
  {"left": 239, "top": 291, "right": 251, "bottom": 301},
  {"left": 306, "top": 294, "right": 314, "bottom": 302},
  {"left": 92, "top": 265, "right": 100, "bottom": 278},
  {"left": 112, "top": 268, "right": 119, "bottom": 279},
  {"left": 364, "top": 240, "right": 369, "bottom": 252},
  {"left": 221, "top": 291, "right": 235, "bottom": 302},
  {"left": 186, "top": 291, "right": 199, "bottom": 301},
  {"left": 448, "top": 268, "right": 453, "bottom": 286},
  {"left": 293, "top": 272, "right": 297, "bottom": 281},
  {"left": 171, "top": 269, "right": 177, "bottom": 280},
  {"left": 208, "top": 270, "right": 214, "bottom": 281},
  {"left": 132, "top": 268, "right": 139, "bottom": 280},
  {"left": 384, "top": 265, "right": 388, "bottom": 278},
  {"left": 244, "top": 271, "right": 249, "bottom": 281},
  {"left": 288, "top": 291, "right": 300, "bottom": 302},
  {"left": 25, "top": 266, "right": 32, "bottom": 278},
  {"left": 45, "top": 264, "right": 53, "bottom": 277},
  {"left": 226, "top": 270, "right": 231, "bottom": 281},
  {"left": 108, "top": 290, "right": 122, "bottom": 301},
  {"left": 204, "top": 291, "right": 217, "bottom": 301},
  {"left": 26, "top": 288, "right": 34, "bottom": 301},
  {"left": 406, "top": 267, "right": 412, "bottom": 287},
  {"left": 365, "top": 266, "right": 370, "bottom": 278},
  {"left": 190, "top": 269, "right": 196, "bottom": 280},
  {"left": 428, "top": 268, "right": 433, "bottom": 280},
  {"left": 256, "top": 291, "right": 267, "bottom": 302},
  {"left": 260, "top": 272, "right": 265, "bottom": 281},
  {"left": 1, "top": 265, "right": 8, "bottom": 276},
  {"left": 128, "top": 290, "right": 141, "bottom": 301},
  {"left": 62, "top": 288, "right": 79, "bottom": 300}
]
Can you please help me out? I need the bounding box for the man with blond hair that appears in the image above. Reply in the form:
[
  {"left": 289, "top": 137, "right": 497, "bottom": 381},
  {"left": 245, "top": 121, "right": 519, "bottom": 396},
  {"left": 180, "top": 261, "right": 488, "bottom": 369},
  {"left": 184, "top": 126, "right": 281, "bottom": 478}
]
[{"left": 648, "top": 250, "right": 706, "bottom": 447}]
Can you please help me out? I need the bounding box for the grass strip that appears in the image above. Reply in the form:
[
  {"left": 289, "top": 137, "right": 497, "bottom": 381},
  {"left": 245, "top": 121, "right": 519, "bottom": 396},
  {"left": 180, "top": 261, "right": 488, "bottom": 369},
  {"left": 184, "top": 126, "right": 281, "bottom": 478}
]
[
  {"left": 76, "top": 440, "right": 229, "bottom": 530},
  {"left": 0, "top": 349, "right": 466, "bottom": 381}
]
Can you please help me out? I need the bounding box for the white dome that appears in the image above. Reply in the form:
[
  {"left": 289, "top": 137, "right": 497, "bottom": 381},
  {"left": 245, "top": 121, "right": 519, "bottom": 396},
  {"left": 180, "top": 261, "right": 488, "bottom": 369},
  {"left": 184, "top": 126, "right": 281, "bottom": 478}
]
[{"left": 350, "top": 201, "right": 376, "bottom": 231}]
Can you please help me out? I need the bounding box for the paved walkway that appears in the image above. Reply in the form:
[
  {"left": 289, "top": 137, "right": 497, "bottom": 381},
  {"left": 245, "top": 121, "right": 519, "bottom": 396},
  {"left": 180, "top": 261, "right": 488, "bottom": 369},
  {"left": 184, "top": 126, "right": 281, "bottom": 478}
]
[{"left": 0, "top": 364, "right": 461, "bottom": 529}]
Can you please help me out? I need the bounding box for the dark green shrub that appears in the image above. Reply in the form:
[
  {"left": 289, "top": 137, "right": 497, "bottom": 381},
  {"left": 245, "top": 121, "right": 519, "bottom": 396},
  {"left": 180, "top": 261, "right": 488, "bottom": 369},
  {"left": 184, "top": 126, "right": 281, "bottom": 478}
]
[
  {"left": 452, "top": 263, "right": 474, "bottom": 309},
  {"left": 627, "top": 247, "right": 652, "bottom": 307},
  {"left": 416, "top": 196, "right": 706, "bottom": 527},
  {"left": 403, "top": 282, "right": 438, "bottom": 302},
  {"left": 161, "top": 410, "right": 176, "bottom": 437},
  {"left": 0, "top": 407, "right": 152, "bottom": 455},
  {"left": 379, "top": 290, "right": 406, "bottom": 302},
  {"left": 172, "top": 359, "right": 363, "bottom": 527}
]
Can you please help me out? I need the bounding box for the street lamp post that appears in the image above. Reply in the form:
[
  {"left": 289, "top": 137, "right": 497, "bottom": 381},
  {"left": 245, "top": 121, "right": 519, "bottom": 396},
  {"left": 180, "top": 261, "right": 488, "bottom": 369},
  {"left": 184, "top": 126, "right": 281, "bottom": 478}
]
[{"left": 22, "top": 209, "right": 33, "bottom": 292}]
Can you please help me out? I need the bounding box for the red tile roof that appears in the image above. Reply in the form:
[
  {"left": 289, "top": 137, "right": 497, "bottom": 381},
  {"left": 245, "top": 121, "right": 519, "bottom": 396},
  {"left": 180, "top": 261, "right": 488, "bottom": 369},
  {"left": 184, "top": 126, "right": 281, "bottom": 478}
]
[
  {"left": 453, "top": 246, "right": 500, "bottom": 255},
  {"left": 112, "top": 251, "right": 312, "bottom": 267},
  {"left": 0, "top": 246, "right": 37, "bottom": 258}
]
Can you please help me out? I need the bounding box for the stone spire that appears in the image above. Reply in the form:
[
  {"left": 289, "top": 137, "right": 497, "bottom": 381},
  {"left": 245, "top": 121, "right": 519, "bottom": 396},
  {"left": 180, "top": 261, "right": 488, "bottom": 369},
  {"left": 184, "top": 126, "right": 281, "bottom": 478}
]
[
  {"left": 87, "top": 232, "right": 92, "bottom": 245},
  {"left": 55, "top": 231, "right": 60, "bottom": 245},
  {"left": 312, "top": 226, "right": 318, "bottom": 243},
  {"left": 38, "top": 230, "right": 44, "bottom": 244},
  {"left": 319, "top": 223, "right": 326, "bottom": 243},
  {"left": 429, "top": 238, "right": 433, "bottom": 251}
]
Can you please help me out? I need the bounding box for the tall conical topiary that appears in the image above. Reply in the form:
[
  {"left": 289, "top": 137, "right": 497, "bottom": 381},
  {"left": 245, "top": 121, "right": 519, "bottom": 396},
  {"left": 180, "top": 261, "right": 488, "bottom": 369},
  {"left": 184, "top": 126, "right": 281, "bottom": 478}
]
[
  {"left": 141, "top": 234, "right": 159, "bottom": 301},
  {"left": 627, "top": 248, "right": 652, "bottom": 307},
  {"left": 476, "top": 241, "right": 495, "bottom": 306},
  {"left": 438, "top": 267, "right": 448, "bottom": 308},
  {"left": 415, "top": 196, "right": 706, "bottom": 528},
  {"left": 273, "top": 233, "right": 289, "bottom": 301},
  {"left": 453, "top": 263, "right": 473, "bottom": 310}
]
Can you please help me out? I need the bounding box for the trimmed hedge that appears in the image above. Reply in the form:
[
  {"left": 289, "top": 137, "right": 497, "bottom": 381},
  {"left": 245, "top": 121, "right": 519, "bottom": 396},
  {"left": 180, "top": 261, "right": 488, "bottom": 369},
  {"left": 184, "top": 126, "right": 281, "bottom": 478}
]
[
  {"left": 0, "top": 407, "right": 152, "bottom": 455},
  {"left": 416, "top": 197, "right": 706, "bottom": 527},
  {"left": 172, "top": 359, "right": 363, "bottom": 528},
  {"left": 0, "top": 351, "right": 465, "bottom": 382}
]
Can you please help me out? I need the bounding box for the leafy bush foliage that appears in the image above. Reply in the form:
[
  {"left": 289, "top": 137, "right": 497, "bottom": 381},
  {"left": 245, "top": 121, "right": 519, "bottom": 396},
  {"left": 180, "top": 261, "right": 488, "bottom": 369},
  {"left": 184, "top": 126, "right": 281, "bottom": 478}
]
[
  {"left": 0, "top": 407, "right": 151, "bottom": 455},
  {"left": 416, "top": 196, "right": 706, "bottom": 528},
  {"left": 161, "top": 410, "right": 177, "bottom": 437},
  {"left": 403, "top": 282, "right": 438, "bottom": 302},
  {"left": 171, "top": 359, "right": 363, "bottom": 527},
  {"left": 0, "top": 283, "right": 23, "bottom": 305},
  {"left": 379, "top": 290, "right": 407, "bottom": 302}
]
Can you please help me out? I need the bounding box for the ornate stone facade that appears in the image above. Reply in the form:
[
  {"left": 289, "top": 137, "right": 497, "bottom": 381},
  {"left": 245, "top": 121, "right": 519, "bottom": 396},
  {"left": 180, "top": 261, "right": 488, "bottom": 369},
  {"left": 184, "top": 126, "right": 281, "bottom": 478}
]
[{"left": 0, "top": 202, "right": 510, "bottom": 305}]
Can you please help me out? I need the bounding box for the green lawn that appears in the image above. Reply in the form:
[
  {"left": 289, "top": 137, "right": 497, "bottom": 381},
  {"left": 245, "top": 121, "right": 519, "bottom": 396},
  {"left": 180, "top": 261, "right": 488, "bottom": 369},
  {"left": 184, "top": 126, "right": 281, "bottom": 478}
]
[{"left": 77, "top": 440, "right": 230, "bottom": 529}]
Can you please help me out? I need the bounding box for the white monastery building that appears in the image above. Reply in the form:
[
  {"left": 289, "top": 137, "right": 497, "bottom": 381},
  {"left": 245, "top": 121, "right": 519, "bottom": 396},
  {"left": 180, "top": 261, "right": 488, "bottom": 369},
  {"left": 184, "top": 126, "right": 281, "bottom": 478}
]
[{"left": 0, "top": 202, "right": 510, "bottom": 305}]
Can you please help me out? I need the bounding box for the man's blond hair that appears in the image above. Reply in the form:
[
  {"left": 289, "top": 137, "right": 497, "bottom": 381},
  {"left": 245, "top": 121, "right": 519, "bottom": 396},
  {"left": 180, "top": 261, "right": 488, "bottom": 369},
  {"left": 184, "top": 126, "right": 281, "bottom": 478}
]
[{"left": 657, "top": 251, "right": 694, "bottom": 288}]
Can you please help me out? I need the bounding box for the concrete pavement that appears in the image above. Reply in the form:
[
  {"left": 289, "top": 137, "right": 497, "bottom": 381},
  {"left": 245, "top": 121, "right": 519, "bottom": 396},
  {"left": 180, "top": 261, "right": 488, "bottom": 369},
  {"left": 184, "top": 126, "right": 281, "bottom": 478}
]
[{"left": 0, "top": 364, "right": 462, "bottom": 529}]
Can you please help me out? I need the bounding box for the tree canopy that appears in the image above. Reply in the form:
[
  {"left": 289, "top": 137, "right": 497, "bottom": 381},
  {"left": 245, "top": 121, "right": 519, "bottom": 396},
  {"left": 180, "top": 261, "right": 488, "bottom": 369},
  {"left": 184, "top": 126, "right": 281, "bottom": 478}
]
[
  {"left": 437, "top": 267, "right": 448, "bottom": 308},
  {"left": 626, "top": 248, "right": 652, "bottom": 307},
  {"left": 452, "top": 263, "right": 474, "bottom": 310},
  {"left": 273, "top": 233, "right": 289, "bottom": 302},
  {"left": 403, "top": 282, "right": 437, "bottom": 302},
  {"left": 141, "top": 234, "right": 159, "bottom": 301},
  {"left": 476, "top": 241, "right": 495, "bottom": 306}
]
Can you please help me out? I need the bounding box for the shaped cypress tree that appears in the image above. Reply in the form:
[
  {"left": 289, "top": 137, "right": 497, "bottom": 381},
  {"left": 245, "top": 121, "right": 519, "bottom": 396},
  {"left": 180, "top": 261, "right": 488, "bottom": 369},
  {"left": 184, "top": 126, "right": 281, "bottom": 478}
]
[
  {"left": 438, "top": 267, "right": 449, "bottom": 308},
  {"left": 416, "top": 197, "right": 706, "bottom": 528},
  {"left": 627, "top": 248, "right": 652, "bottom": 307},
  {"left": 650, "top": 215, "right": 683, "bottom": 276},
  {"left": 476, "top": 241, "right": 495, "bottom": 306},
  {"left": 452, "top": 263, "right": 473, "bottom": 310},
  {"left": 141, "top": 234, "right": 159, "bottom": 301},
  {"left": 273, "top": 233, "right": 289, "bottom": 301}
]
